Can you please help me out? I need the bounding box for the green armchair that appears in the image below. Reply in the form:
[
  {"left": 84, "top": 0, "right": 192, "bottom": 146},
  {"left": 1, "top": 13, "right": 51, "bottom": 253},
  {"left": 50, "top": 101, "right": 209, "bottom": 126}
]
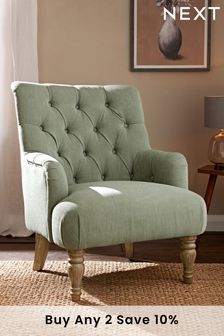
[{"left": 12, "top": 82, "right": 207, "bottom": 302}]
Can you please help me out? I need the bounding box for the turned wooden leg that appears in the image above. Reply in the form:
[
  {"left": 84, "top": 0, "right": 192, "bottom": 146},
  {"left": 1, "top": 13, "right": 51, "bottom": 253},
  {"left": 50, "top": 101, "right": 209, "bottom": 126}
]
[
  {"left": 125, "top": 242, "right": 134, "bottom": 259},
  {"left": 180, "top": 236, "right": 197, "bottom": 284},
  {"left": 68, "top": 250, "right": 84, "bottom": 302},
  {"left": 33, "top": 233, "right": 50, "bottom": 271}
]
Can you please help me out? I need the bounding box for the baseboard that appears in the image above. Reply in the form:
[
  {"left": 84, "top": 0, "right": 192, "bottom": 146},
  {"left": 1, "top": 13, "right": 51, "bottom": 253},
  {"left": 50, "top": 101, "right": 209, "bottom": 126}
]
[{"left": 207, "top": 215, "right": 224, "bottom": 231}]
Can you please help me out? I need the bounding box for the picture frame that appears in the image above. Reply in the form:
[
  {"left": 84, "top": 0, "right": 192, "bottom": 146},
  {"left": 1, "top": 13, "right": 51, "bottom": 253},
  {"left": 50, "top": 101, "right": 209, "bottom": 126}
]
[{"left": 130, "top": 0, "right": 211, "bottom": 71}]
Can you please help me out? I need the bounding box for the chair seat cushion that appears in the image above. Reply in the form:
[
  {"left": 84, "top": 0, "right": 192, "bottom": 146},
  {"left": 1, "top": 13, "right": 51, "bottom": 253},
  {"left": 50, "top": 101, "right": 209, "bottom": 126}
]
[{"left": 51, "top": 181, "right": 206, "bottom": 249}]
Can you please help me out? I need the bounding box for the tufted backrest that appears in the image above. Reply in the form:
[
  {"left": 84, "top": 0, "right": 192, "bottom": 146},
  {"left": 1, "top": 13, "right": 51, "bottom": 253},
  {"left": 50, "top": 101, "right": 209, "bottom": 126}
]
[{"left": 12, "top": 83, "right": 150, "bottom": 186}]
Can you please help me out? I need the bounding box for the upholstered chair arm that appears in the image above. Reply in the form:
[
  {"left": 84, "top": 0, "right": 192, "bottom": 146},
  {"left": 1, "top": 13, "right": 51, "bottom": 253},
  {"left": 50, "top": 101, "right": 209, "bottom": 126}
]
[
  {"left": 133, "top": 149, "right": 188, "bottom": 189},
  {"left": 22, "top": 152, "right": 69, "bottom": 241}
]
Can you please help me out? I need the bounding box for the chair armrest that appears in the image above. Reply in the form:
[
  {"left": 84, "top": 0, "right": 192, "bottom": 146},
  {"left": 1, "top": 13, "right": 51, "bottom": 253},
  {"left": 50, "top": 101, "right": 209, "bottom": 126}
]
[
  {"left": 22, "top": 152, "right": 69, "bottom": 241},
  {"left": 133, "top": 149, "right": 188, "bottom": 189}
]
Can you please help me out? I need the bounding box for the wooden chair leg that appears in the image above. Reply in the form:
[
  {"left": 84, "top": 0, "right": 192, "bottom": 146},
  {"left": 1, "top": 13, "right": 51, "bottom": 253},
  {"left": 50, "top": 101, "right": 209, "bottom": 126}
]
[
  {"left": 125, "top": 242, "right": 134, "bottom": 259},
  {"left": 180, "top": 236, "right": 197, "bottom": 284},
  {"left": 68, "top": 249, "right": 84, "bottom": 302},
  {"left": 33, "top": 233, "right": 50, "bottom": 271}
]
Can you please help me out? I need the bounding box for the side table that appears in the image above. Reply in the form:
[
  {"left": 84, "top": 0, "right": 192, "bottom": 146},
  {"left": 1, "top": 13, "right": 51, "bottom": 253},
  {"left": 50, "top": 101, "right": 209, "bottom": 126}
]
[{"left": 198, "top": 165, "right": 224, "bottom": 211}]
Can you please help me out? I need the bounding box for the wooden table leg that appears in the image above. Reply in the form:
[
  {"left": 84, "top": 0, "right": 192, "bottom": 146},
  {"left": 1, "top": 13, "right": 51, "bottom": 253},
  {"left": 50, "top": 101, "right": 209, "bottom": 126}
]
[
  {"left": 204, "top": 174, "right": 217, "bottom": 212},
  {"left": 197, "top": 174, "right": 217, "bottom": 248}
]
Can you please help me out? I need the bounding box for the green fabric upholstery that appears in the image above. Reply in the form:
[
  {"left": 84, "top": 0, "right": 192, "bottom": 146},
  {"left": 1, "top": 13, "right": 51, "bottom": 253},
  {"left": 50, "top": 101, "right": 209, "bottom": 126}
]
[
  {"left": 12, "top": 82, "right": 207, "bottom": 249},
  {"left": 52, "top": 181, "right": 206, "bottom": 250},
  {"left": 12, "top": 83, "right": 149, "bottom": 185},
  {"left": 134, "top": 149, "right": 188, "bottom": 188},
  {"left": 23, "top": 152, "right": 68, "bottom": 240}
]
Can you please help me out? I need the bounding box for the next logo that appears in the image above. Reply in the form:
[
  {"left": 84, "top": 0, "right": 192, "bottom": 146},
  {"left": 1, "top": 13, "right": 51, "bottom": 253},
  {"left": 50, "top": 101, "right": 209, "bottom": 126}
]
[{"left": 163, "top": 6, "right": 220, "bottom": 21}]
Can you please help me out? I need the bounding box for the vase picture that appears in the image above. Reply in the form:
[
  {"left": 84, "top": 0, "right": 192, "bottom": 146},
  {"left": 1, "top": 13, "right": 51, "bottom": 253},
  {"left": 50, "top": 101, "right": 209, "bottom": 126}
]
[
  {"left": 158, "top": 17, "right": 182, "bottom": 59},
  {"left": 157, "top": 0, "right": 184, "bottom": 60},
  {"left": 131, "top": 0, "right": 210, "bottom": 71}
]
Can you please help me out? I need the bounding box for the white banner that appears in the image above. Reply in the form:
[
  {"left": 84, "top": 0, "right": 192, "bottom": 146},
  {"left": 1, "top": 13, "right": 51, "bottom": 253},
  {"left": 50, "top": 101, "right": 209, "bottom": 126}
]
[{"left": 0, "top": 306, "right": 223, "bottom": 336}]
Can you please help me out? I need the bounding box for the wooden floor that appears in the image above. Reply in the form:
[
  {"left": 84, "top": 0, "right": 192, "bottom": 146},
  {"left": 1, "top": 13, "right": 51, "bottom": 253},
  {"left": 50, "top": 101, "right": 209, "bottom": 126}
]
[{"left": 0, "top": 232, "right": 223, "bottom": 263}]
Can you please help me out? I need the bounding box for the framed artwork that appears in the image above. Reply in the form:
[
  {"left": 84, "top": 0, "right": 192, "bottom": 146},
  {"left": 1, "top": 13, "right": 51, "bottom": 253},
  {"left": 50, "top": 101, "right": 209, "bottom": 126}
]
[{"left": 130, "top": 0, "right": 211, "bottom": 71}]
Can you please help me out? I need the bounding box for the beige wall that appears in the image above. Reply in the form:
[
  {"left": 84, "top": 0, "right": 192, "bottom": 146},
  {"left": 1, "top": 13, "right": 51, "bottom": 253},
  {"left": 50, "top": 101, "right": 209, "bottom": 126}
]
[{"left": 38, "top": 0, "right": 224, "bottom": 214}]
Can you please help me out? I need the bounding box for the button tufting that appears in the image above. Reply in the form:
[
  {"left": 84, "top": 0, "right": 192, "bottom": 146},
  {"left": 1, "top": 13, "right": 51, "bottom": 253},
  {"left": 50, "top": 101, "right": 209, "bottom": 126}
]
[
  {"left": 93, "top": 127, "right": 98, "bottom": 133},
  {"left": 124, "top": 123, "right": 128, "bottom": 128},
  {"left": 40, "top": 125, "right": 44, "bottom": 131},
  {"left": 105, "top": 102, "right": 109, "bottom": 107},
  {"left": 83, "top": 151, "right": 87, "bottom": 156},
  {"left": 49, "top": 101, "right": 53, "bottom": 107},
  {"left": 65, "top": 128, "right": 69, "bottom": 133},
  {"left": 130, "top": 173, "right": 134, "bottom": 180},
  {"left": 151, "top": 176, "right": 154, "bottom": 182},
  {"left": 58, "top": 152, "right": 61, "bottom": 157},
  {"left": 102, "top": 175, "right": 105, "bottom": 180},
  {"left": 76, "top": 104, "right": 80, "bottom": 110},
  {"left": 112, "top": 149, "right": 117, "bottom": 154}
]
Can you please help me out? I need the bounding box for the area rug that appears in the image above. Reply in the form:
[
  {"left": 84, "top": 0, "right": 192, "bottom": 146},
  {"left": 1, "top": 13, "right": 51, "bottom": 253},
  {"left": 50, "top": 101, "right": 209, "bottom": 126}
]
[{"left": 0, "top": 260, "right": 223, "bottom": 305}]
